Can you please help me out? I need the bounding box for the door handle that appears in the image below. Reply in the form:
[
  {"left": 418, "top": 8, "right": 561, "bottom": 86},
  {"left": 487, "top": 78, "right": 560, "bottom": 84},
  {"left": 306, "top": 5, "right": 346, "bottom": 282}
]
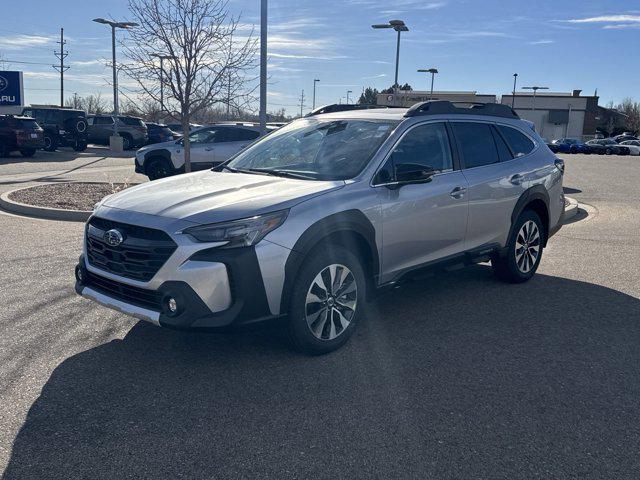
[
  {"left": 510, "top": 174, "right": 524, "bottom": 185},
  {"left": 449, "top": 186, "right": 467, "bottom": 199}
]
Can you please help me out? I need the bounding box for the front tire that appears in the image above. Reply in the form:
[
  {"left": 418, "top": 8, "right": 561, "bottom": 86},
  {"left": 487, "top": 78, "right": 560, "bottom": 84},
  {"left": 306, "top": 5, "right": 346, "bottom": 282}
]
[
  {"left": 146, "top": 157, "right": 174, "bottom": 180},
  {"left": 73, "top": 141, "right": 87, "bottom": 152},
  {"left": 43, "top": 135, "right": 57, "bottom": 152},
  {"left": 287, "top": 245, "right": 366, "bottom": 355},
  {"left": 492, "top": 210, "right": 544, "bottom": 283}
]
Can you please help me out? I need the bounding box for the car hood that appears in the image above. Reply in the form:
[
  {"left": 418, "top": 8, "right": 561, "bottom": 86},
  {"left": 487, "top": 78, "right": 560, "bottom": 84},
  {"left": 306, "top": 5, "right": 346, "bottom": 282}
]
[{"left": 102, "top": 170, "right": 344, "bottom": 224}]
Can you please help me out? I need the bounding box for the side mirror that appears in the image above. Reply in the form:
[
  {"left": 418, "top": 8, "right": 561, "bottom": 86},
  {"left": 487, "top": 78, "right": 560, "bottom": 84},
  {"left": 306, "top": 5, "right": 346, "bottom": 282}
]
[{"left": 391, "top": 162, "right": 436, "bottom": 188}]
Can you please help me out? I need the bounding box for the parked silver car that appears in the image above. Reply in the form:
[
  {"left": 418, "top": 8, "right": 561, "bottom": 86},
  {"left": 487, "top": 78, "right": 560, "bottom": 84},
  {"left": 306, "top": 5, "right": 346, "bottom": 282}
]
[
  {"left": 87, "top": 115, "right": 148, "bottom": 150},
  {"left": 76, "top": 101, "right": 565, "bottom": 354},
  {"left": 135, "top": 123, "right": 276, "bottom": 180}
]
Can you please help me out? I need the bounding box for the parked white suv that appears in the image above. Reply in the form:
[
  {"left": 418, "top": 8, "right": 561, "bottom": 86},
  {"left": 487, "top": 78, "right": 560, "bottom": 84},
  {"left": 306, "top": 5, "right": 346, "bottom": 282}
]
[
  {"left": 135, "top": 123, "right": 274, "bottom": 180},
  {"left": 77, "top": 101, "right": 565, "bottom": 355}
]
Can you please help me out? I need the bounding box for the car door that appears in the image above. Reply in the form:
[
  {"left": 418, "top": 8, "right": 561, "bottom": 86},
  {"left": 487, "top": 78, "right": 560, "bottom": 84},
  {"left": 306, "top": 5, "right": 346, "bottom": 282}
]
[
  {"left": 375, "top": 121, "right": 469, "bottom": 281},
  {"left": 451, "top": 121, "right": 531, "bottom": 251},
  {"left": 187, "top": 127, "right": 219, "bottom": 168},
  {"left": 213, "top": 127, "right": 260, "bottom": 164}
]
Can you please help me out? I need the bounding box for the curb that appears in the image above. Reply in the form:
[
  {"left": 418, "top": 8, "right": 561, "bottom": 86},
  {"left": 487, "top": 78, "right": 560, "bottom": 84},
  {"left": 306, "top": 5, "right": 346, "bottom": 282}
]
[
  {"left": 563, "top": 196, "right": 579, "bottom": 221},
  {"left": 0, "top": 188, "right": 91, "bottom": 222}
]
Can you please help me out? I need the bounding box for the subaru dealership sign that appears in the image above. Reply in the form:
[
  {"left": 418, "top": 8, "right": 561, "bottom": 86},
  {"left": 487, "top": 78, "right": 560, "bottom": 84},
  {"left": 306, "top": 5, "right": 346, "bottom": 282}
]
[{"left": 0, "top": 71, "right": 24, "bottom": 107}]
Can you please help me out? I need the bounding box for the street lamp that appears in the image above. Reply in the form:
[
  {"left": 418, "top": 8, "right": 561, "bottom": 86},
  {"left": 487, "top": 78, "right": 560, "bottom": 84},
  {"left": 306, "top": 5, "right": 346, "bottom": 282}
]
[
  {"left": 522, "top": 85, "right": 549, "bottom": 111},
  {"left": 151, "top": 53, "right": 174, "bottom": 113},
  {"left": 372, "top": 19, "right": 409, "bottom": 105},
  {"left": 511, "top": 73, "right": 518, "bottom": 109},
  {"left": 346, "top": 90, "right": 353, "bottom": 104},
  {"left": 417, "top": 68, "right": 438, "bottom": 100},
  {"left": 93, "top": 18, "right": 138, "bottom": 147},
  {"left": 259, "top": 0, "right": 267, "bottom": 134},
  {"left": 312, "top": 78, "right": 320, "bottom": 110}
]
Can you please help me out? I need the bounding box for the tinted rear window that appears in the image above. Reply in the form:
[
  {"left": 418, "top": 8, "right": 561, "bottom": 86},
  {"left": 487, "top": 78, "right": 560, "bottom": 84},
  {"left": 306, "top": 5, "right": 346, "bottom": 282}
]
[
  {"left": 20, "top": 119, "right": 40, "bottom": 130},
  {"left": 62, "top": 110, "right": 85, "bottom": 120},
  {"left": 497, "top": 125, "right": 535, "bottom": 157},
  {"left": 452, "top": 122, "right": 500, "bottom": 169},
  {"left": 119, "top": 117, "right": 144, "bottom": 126}
]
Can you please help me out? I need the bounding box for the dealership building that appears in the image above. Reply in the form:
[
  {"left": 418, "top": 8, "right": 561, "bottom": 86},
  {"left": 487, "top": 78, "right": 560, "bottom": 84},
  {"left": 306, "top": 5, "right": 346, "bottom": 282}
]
[
  {"left": 501, "top": 90, "right": 599, "bottom": 140},
  {"left": 376, "top": 90, "right": 497, "bottom": 108}
]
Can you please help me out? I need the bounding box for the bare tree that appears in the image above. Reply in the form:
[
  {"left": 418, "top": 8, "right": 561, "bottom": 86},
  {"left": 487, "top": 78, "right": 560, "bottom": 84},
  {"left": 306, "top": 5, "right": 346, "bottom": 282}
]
[
  {"left": 617, "top": 98, "right": 640, "bottom": 134},
  {"left": 123, "top": 0, "right": 257, "bottom": 172},
  {"left": 65, "top": 93, "right": 109, "bottom": 114}
]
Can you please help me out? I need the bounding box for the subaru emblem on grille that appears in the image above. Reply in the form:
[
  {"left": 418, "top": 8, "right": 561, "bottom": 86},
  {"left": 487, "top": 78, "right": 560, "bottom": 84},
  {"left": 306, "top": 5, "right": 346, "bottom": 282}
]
[{"left": 104, "top": 229, "right": 124, "bottom": 247}]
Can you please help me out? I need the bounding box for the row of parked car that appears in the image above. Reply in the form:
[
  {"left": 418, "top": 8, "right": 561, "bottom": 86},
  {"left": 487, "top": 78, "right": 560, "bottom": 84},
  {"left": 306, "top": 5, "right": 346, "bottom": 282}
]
[
  {"left": 547, "top": 134, "right": 640, "bottom": 156},
  {"left": 0, "top": 105, "right": 209, "bottom": 158}
]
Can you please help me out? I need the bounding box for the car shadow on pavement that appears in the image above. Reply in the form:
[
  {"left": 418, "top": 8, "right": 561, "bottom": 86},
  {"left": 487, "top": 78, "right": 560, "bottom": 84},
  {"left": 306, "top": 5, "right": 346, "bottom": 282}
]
[{"left": 4, "top": 266, "right": 640, "bottom": 479}]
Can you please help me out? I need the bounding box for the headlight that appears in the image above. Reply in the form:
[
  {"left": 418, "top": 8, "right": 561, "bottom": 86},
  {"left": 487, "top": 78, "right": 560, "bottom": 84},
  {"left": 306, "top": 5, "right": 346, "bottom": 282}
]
[{"left": 182, "top": 210, "right": 289, "bottom": 247}]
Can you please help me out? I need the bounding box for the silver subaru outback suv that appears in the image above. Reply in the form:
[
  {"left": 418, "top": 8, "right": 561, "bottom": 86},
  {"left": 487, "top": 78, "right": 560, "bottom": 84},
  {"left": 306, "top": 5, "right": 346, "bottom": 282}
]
[{"left": 75, "top": 101, "right": 565, "bottom": 355}]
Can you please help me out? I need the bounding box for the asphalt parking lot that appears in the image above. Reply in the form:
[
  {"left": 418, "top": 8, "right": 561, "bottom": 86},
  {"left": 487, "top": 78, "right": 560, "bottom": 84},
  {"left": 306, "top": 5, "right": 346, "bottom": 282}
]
[{"left": 1, "top": 152, "right": 639, "bottom": 479}]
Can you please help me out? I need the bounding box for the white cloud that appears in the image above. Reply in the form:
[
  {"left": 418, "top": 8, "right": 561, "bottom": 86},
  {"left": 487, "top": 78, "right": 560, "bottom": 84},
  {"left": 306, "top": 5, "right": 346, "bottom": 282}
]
[
  {"left": 566, "top": 14, "right": 640, "bottom": 24},
  {"left": 362, "top": 73, "right": 387, "bottom": 79},
  {"left": 269, "top": 52, "right": 347, "bottom": 61},
  {"left": 603, "top": 23, "right": 640, "bottom": 29},
  {"left": 0, "top": 34, "right": 56, "bottom": 50},
  {"left": 528, "top": 39, "right": 555, "bottom": 45}
]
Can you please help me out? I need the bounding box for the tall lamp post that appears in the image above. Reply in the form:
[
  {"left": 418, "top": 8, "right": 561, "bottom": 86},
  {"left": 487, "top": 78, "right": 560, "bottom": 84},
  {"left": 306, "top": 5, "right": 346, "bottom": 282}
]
[
  {"left": 346, "top": 90, "right": 353, "bottom": 104},
  {"left": 151, "top": 53, "right": 174, "bottom": 114},
  {"left": 522, "top": 85, "right": 549, "bottom": 111},
  {"left": 511, "top": 73, "right": 518, "bottom": 109},
  {"left": 312, "top": 78, "right": 320, "bottom": 110},
  {"left": 372, "top": 19, "right": 409, "bottom": 106},
  {"left": 417, "top": 68, "right": 438, "bottom": 100},
  {"left": 93, "top": 18, "right": 137, "bottom": 149},
  {"left": 259, "top": 0, "right": 267, "bottom": 134}
]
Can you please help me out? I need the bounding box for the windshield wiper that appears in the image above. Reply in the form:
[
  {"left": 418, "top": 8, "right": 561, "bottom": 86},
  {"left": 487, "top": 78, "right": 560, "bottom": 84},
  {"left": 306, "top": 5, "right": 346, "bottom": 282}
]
[{"left": 244, "top": 168, "right": 317, "bottom": 180}]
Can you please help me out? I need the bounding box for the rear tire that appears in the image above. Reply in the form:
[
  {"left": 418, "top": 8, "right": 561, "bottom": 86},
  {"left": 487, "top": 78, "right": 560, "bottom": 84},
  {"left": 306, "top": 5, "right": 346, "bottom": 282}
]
[
  {"left": 492, "top": 210, "right": 544, "bottom": 284},
  {"left": 146, "top": 157, "right": 174, "bottom": 180},
  {"left": 121, "top": 134, "right": 133, "bottom": 150},
  {"left": 287, "top": 245, "right": 366, "bottom": 355},
  {"left": 73, "top": 141, "right": 87, "bottom": 152},
  {"left": 20, "top": 148, "right": 36, "bottom": 157}
]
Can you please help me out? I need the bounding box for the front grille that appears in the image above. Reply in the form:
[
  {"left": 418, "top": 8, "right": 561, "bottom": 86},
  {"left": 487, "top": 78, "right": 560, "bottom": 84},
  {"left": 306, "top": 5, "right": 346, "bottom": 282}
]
[
  {"left": 85, "top": 271, "right": 163, "bottom": 311},
  {"left": 86, "top": 217, "right": 177, "bottom": 282}
]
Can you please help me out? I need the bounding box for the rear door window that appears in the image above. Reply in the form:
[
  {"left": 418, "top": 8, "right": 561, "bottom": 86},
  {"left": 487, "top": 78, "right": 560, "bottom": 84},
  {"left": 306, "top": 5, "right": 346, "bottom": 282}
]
[
  {"left": 451, "top": 122, "right": 500, "bottom": 169},
  {"left": 496, "top": 126, "right": 535, "bottom": 157},
  {"left": 491, "top": 126, "right": 514, "bottom": 162}
]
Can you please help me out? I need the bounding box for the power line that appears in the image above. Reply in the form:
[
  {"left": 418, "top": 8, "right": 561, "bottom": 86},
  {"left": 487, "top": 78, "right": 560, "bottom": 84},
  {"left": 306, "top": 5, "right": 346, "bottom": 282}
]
[{"left": 2, "top": 59, "right": 52, "bottom": 66}]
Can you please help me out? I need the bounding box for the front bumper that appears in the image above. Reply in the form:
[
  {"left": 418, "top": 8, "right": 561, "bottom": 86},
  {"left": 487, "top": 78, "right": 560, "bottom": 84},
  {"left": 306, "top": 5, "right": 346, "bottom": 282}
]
[{"left": 75, "top": 240, "right": 284, "bottom": 329}]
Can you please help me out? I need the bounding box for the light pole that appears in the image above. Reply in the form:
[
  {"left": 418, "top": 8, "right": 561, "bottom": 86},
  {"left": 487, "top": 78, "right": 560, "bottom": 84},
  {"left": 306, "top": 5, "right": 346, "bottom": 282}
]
[
  {"left": 417, "top": 68, "right": 438, "bottom": 100},
  {"left": 522, "top": 85, "right": 549, "bottom": 111},
  {"left": 152, "top": 53, "right": 173, "bottom": 114},
  {"left": 372, "top": 20, "right": 409, "bottom": 106},
  {"left": 346, "top": 90, "right": 353, "bottom": 104},
  {"left": 312, "top": 78, "right": 320, "bottom": 110},
  {"left": 259, "top": 0, "right": 267, "bottom": 134},
  {"left": 93, "top": 18, "right": 137, "bottom": 146},
  {"left": 511, "top": 73, "right": 518, "bottom": 109}
]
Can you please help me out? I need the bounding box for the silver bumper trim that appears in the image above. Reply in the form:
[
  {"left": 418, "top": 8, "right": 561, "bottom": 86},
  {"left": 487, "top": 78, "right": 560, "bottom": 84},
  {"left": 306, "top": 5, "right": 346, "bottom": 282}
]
[{"left": 80, "top": 286, "right": 161, "bottom": 326}]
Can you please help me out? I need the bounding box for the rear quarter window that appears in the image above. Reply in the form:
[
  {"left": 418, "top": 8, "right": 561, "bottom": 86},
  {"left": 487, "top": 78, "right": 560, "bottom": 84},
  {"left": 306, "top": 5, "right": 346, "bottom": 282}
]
[
  {"left": 496, "top": 125, "right": 535, "bottom": 157},
  {"left": 20, "top": 119, "right": 40, "bottom": 130}
]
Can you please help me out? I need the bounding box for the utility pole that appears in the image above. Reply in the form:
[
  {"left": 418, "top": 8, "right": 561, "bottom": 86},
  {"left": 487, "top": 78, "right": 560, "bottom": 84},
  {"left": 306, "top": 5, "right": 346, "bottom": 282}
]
[
  {"left": 511, "top": 73, "right": 518, "bottom": 109},
  {"left": 53, "top": 28, "right": 69, "bottom": 107},
  {"left": 299, "top": 90, "right": 305, "bottom": 117},
  {"left": 346, "top": 90, "right": 353, "bottom": 104},
  {"left": 73, "top": 92, "right": 79, "bottom": 108},
  {"left": 312, "top": 78, "right": 320, "bottom": 110}
]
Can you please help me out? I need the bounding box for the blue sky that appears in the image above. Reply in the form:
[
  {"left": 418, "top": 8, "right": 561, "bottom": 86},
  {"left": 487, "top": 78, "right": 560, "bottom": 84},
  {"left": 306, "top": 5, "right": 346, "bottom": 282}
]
[{"left": 1, "top": 0, "right": 639, "bottom": 115}]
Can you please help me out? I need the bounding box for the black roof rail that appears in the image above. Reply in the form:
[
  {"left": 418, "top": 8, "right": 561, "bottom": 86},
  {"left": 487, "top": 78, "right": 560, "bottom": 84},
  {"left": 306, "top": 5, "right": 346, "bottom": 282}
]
[
  {"left": 405, "top": 100, "right": 520, "bottom": 119},
  {"left": 305, "top": 103, "right": 402, "bottom": 117}
]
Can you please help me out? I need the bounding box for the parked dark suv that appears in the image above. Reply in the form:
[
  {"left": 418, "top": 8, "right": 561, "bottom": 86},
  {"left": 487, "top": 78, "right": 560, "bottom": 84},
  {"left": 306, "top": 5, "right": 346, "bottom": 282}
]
[
  {"left": 87, "top": 115, "right": 148, "bottom": 150},
  {"left": 0, "top": 115, "right": 45, "bottom": 157},
  {"left": 21, "top": 106, "right": 88, "bottom": 152}
]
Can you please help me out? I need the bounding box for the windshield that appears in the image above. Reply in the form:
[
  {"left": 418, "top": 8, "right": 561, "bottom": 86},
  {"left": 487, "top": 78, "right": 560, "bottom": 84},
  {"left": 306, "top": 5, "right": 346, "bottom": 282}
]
[{"left": 226, "top": 118, "right": 398, "bottom": 180}]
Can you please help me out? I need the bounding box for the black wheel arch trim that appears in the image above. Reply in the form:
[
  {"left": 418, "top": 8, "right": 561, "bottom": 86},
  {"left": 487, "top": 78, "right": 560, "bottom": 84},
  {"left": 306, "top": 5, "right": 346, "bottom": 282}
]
[
  {"left": 280, "top": 210, "right": 380, "bottom": 312},
  {"left": 143, "top": 148, "right": 172, "bottom": 164},
  {"left": 509, "top": 185, "right": 551, "bottom": 247}
]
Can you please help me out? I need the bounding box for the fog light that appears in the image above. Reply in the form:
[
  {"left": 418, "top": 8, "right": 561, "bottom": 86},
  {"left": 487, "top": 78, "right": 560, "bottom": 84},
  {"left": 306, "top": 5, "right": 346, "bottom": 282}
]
[
  {"left": 167, "top": 297, "right": 178, "bottom": 314},
  {"left": 75, "top": 265, "right": 85, "bottom": 283}
]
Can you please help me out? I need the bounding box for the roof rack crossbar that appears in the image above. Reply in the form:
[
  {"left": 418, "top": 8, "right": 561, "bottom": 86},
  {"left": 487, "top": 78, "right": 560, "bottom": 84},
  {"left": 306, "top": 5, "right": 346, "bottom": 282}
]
[
  {"left": 404, "top": 100, "right": 519, "bottom": 119},
  {"left": 306, "top": 103, "right": 403, "bottom": 117}
]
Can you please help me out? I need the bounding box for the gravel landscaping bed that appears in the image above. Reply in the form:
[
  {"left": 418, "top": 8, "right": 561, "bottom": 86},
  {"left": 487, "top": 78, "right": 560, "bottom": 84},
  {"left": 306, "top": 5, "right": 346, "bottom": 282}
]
[{"left": 8, "top": 182, "right": 136, "bottom": 211}]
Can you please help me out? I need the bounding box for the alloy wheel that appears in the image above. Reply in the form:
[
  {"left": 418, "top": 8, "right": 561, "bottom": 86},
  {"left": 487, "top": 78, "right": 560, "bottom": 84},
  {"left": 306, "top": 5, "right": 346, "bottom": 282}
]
[
  {"left": 515, "top": 220, "right": 540, "bottom": 274},
  {"left": 305, "top": 263, "right": 357, "bottom": 341}
]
